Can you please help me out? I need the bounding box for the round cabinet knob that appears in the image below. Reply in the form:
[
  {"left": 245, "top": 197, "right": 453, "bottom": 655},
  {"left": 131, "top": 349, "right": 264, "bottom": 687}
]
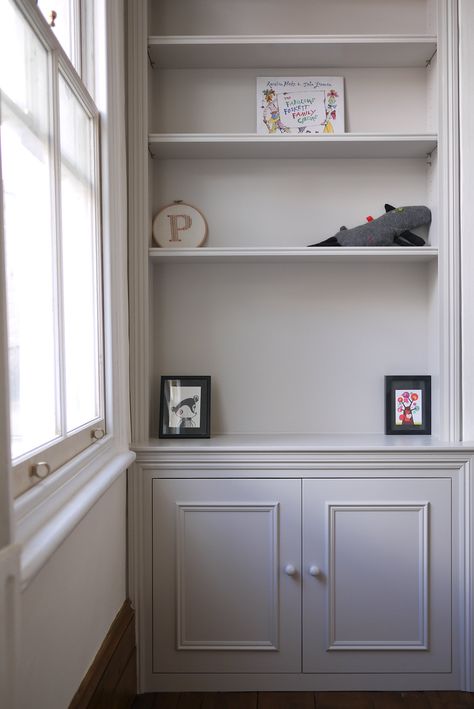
[
  {"left": 309, "top": 565, "right": 321, "bottom": 577},
  {"left": 284, "top": 564, "right": 297, "bottom": 576}
]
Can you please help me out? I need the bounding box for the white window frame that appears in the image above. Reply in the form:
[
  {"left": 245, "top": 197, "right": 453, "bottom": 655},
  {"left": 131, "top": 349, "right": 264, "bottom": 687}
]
[
  {"left": 2, "top": 7, "right": 106, "bottom": 495},
  {"left": 0, "top": 0, "right": 134, "bottom": 589}
]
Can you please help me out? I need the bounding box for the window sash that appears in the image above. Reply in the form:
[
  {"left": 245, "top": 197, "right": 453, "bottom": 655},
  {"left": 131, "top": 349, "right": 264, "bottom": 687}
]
[
  {"left": 0, "top": 0, "right": 105, "bottom": 497},
  {"left": 37, "top": 0, "right": 82, "bottom": 73},
  {"left": 57, "top": 59, "right": 104, "bottom": 436}
]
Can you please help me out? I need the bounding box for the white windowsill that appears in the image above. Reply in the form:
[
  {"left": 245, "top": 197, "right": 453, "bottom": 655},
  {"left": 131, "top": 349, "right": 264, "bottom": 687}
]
[{"left": 14, "top": 437, "right": 135, "bottom": 590}]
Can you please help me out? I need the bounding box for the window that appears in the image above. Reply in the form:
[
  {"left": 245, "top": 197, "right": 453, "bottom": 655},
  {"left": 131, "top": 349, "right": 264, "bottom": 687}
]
[
  {"left": 37, "top": 0, "right": 96, "bottom": 90},
  {"left": 37, "top": 0, "right": 80, "bottom": 70},
  {"left": 0, "top": 0, "right": 104, "bottom": 497}
]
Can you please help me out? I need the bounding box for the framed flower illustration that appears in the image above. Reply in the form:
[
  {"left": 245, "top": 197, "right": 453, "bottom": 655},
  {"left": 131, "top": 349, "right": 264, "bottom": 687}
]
[
  {"left": 385, "top": 375, "right": 431, "bottom": 435},
  {"left": 159, "top": 376, "right": 211, "bottom": 438}
]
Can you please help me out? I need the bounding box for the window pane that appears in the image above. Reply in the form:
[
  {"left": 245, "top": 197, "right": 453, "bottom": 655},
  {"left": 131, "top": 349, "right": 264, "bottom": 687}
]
[
  {"left": 58, "top": 76, "right": 101, "bottom": 432},
  {"left": 37, "top": 0, "right": 77, "bottom": 69},
  {"left": 0, "top": 0, "right": 59, "bottom": 458}
]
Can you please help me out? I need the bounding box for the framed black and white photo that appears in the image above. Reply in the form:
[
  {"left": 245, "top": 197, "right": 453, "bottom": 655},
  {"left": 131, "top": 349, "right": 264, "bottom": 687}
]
[
  {"left": 385, "top": 375, "right": 431, "bottom": 435},
  {"left": 159, "top": 376, "right": 211, "bottom": 438}
]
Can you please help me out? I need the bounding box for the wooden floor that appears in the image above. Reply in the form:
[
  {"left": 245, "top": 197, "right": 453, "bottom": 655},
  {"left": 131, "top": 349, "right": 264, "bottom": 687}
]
[{"left": 133, "top": 692, "right": 474, "bottom": 709}]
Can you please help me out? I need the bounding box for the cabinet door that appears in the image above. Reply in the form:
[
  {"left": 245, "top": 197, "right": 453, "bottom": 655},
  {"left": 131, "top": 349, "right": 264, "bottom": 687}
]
[
  {"left": 303, "top": 477, "right": 451, "bottom": 674},
  {"left": 152, "top": 478, "right": 301, "bottom": 673}
]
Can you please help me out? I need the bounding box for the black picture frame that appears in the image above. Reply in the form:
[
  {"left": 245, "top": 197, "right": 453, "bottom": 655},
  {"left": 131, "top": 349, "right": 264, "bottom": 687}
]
[
  {"left": 385, "top": 375, "right": 431, "bottom": 435},
  {"left": 159, "top": 376, "right": 211, "bottom": 438}
]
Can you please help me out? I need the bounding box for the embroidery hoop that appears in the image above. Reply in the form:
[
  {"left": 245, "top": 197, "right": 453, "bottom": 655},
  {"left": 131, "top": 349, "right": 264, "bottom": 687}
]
[{"left": 152, "top": 201, "right": 208, "bottom": 248}]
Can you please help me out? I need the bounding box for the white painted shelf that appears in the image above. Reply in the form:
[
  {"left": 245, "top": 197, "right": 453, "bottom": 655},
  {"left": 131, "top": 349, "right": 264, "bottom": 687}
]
[
  {"left": 148, "top": 133, "right": 438, "bottom": 160},
  {"left": 147, "top": 35, "right": 437, "bottom": 69},
  {"left": 133, "top": 434, "right": 474, "bottom": 454},
  {"left": 149, "top": 246, "right": 438, "bottom": 264}
]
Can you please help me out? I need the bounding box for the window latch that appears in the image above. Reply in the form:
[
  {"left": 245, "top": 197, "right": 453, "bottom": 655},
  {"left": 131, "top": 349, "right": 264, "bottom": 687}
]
[{"left": 30, "top": 462, "right": 51, "bottom": 480}]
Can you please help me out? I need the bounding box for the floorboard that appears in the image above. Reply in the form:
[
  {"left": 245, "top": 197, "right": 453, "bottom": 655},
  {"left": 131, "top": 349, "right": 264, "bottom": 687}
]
[
  {"left": 133, "top": 693, "right": 179, "bottom": 709},
  {"left": 426, "top": 692, "right": 474, "bottom": 709},
  {"left": 259, "top": 692, "right": 315, "bottom": 709},
  {"left": 314, "top": 692, "right": 373, "bottom": 709},
  {"left": 132, "top": 692, "right": 474, "bottom": 709},
  {"left": 174, "top": 693, "right": 206, "bottom": 709},
  {"left": 153, "top": 694, "right": 180, "bottom": 709},
  {"left": 201, "top": 693, "right": 258, "bottom": 709},
  {"left": 370, "top": 692, "right": 426, "bottom": 709}
]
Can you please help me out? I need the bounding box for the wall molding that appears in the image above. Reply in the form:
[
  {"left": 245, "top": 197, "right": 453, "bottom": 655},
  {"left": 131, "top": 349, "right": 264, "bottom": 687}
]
[
  {"left": 133, "top": 451, "right": 474, "bottom": 472},
  {"left": 0, "top": 544, "right": 20, "bottom": 709},
  {"left": 459, "top": 0, "right": 474, "bottom": 442},
  {"left": 128, "top": 460, "right": 148, "bottom": 692},
  {"left": 461, "top": 456, "right": 473, "bottom": 690},
  {"left": 126, "top": 0, "right": 150, "bottom": 442},
  {"left": 16, "top": 448, "right": 135, "bottom": 590},
  {"left": 437, "top": 0, "right": 461, "bottom": 440},
  {"left": 0, "top": 121, "right": 13, "bottom": 549}
]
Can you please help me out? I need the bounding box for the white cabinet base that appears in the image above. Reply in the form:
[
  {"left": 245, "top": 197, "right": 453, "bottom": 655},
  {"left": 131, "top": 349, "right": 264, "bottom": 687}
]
[
  {"left": 142, "top": 674, "right": 463, "bottom": 693},
  {"left": 130, "top": 450, "right": 474, "bottom": 694}
]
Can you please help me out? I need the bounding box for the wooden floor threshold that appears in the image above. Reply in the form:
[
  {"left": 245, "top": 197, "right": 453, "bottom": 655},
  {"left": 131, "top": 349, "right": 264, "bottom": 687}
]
[{"left": 133, "top": 690, "right": 474, "bottom": 709}]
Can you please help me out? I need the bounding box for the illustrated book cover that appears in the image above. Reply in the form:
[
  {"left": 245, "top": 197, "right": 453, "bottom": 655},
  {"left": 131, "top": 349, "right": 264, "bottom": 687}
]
[{"left": 257, "top": 76, "right": 345, "bottom": 135}]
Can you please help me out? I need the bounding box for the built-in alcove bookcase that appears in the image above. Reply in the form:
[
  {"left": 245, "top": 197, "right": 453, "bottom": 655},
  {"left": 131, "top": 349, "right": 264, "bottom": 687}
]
[{"left": 127, "top": 0, "right": 460, "bottom": 447}]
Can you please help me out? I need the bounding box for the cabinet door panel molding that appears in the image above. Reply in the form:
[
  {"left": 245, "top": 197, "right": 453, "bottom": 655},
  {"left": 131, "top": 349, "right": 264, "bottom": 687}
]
[
  {"left": 175, "top": 502, "right": 280, "bottom": 651},
  {"left": 326, "top": 502, "right": 429, "bottom": 651}
]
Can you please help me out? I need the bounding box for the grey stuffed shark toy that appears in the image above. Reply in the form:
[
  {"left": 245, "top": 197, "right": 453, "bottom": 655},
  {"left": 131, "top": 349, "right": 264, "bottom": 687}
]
[{"left": 309, "top": 204, "right": 431, "bottom": 247}]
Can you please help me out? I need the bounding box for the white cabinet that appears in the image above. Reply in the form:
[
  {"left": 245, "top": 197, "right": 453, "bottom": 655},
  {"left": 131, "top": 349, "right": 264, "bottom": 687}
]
[
  {"left": 302, "top": 477, "right": 451, "bottom": 674},
  {"left": 152, "top": 478, "right": 301, "bottom": 673},
  {"left": 126, "top": 0, "right": 473, "bottom": 695},
  {"left": 150, "top": 474, "right": 453, "bottom": 677}
]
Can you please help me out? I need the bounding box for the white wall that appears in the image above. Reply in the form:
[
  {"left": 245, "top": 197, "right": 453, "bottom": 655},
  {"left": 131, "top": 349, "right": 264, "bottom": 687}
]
[
  {"left": 153, "top": 261, "right": 432, "bottom": 436},
  {"left": 17, "top": 474, "right": 127, "bottom": 709}
]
